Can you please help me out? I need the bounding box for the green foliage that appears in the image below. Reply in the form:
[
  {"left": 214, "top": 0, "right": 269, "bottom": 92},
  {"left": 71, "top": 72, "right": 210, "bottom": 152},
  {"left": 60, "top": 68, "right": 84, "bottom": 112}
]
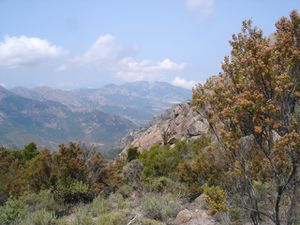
[
  {"left": 72, "top": 205, "right": 94, "bottom": 225},
  {"left": 54, "top": 180, "right": 91, "bottom": 204},
  {"left": 117, "top": 184, "right": 134, "bottom": 198},
  {"left": 177, "top": 145, "right": 225, "bottom": 192},
  {"left": 20, "top": 190, "right": 66, "bottom": 215},
  {"left": 96, "top": 212, "right": 127, "bottom": 225},
  {"left": 20, "top": 209, "right": 57, "bottom": 225},
  {"left": 132, "top": 217, "right": 165, "bottom": 225},
  {"left": 108, "top": 192, "right": 130, "bottom": 210},
  {"left": 23, "top": 142, "right": 39, "bottom": 161},
  {"left": 0, "top": 197, "right": 27, "bottom": 225},
  {"left": 141, "top": 193, "right": 180, "bottom": 221},
  {"left": 140, "top": 145, "right": 181, "bottom": 178},
  {"left": 202, "top": 185, "right": 228, "bottom": 216},
  {"left": 127, "top": 147, "right": 140, "bottom": 162},
  {"left": 10, "top": 142, "right": 39, "bottom": 165},
  {"left": 145, "top": 176, "right": 174, "bottom": 193},
  {"left": 91, "top": 195, "right": 111, "bottom": 217}
]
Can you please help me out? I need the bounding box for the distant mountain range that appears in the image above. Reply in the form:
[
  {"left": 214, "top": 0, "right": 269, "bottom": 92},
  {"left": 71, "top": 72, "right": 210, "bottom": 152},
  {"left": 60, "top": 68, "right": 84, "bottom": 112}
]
[
  {"left": 0, "top": 82, "right": 191, "bottom": 150},
  {"left": 12, "top": 81, "right": 191, "bottom": 124}
]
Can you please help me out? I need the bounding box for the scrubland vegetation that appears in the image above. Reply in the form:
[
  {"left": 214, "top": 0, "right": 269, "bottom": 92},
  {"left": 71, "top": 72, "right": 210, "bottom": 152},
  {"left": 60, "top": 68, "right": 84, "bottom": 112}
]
[{"left": 1, "top": 10, "right": 300, "bottom": 225}]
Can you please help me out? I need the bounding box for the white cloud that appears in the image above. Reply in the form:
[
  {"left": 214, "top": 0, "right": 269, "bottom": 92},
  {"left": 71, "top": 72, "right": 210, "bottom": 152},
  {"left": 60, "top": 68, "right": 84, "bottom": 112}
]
[
  {"left": 61, "top": 34, "right": 187, "bottom": 82},
  {"left": 171, "top": 76, "right": 197, "bottom": 89},
  {"left": 0, "top": 35, "right": 65, "bottom": 68},
  {"left": 72, "top": 34, "right": 136, "bottom": 67},
  {"left": 0, "top": 83, "right": 6, "bottom": 88},
  {"left": 116, "top": 58, "right": 186, "bottom": 82},
  {"left": 185, "top": 0, "right": 214, "bottom": 20}
]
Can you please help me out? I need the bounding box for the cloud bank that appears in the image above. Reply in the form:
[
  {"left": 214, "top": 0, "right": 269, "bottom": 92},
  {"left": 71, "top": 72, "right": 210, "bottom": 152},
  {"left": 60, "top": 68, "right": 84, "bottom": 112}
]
[
  {"left": 1, "top": 34, "right": 192, "bottom": 87},
  {"left": 0, "top": 36, "right": 65, "bottom": 68},
  {"left": 59, "top": 34, "right": 186, "bottom": 82}
]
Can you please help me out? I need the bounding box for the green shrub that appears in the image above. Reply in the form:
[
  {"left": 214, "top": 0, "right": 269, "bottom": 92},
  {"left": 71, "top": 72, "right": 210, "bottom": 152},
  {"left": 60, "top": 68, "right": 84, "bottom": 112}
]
[
  {"left": 133, "top": 217, "right": 165, "bottom": 225},
  {"left": 72, "top": 205, "right": 94, "bottom": 225},
  {"left": 203, "top": 184, "right": 228, "bottom": 216},
  {"left": 146, "top": 176, "right": 174, "bottom": 193},
  {"left": 127, "top": 147, "right": 140, "bottom": 162},
  {"left": 141, "top": 193, "right": 180, "bottom": 221},
  {"left": 20, "top": 190, "right": 66, "bottom": 215},
  {"left": 140, "top": 145, "right": 181, "bottom": 178},
  {"left": 91, "top": 195, "right": 111, "bottom": 217},
  {"left": 117, "top": 184, "right": 134, "bottom": 198},
  {"left": 54, "top": 180, "right": 91, "bottom": 204},
  {"left": 96, "top": 212, "right": 127, "bottom": 225},
  {"left": 0, "top": 197, "right": 27, "bottom": 225},
  {"left": 108, "top": 193, "right": 130, "bottom": 210},
  {"left": 20, "top": 209, "right": 56, "bottom": 225}
]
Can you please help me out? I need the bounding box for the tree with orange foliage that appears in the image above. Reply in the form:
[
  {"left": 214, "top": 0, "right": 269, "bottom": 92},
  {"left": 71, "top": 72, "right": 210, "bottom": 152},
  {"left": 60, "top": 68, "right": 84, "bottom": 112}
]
[{"left": 193, "top": 11, "right": 300, "bottom": 225}]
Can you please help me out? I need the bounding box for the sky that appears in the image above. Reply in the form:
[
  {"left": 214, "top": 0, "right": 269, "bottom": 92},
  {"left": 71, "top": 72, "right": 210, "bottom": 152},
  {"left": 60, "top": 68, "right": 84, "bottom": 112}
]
[{"left": 0, "top": 0, "right": 299, "bottom": 89}]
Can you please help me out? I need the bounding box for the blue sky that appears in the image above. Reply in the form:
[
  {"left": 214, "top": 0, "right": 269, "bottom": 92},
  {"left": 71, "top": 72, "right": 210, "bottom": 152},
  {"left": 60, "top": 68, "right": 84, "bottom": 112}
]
[{"left": 0, "top": 0, "right": 299, "bottom": 89}]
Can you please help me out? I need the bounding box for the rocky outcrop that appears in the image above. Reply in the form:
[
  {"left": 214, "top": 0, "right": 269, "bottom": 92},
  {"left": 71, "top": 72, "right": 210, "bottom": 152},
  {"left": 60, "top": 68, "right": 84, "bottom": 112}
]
[{"left": 118, "top": 101, "right": 209, "bottom": 152}]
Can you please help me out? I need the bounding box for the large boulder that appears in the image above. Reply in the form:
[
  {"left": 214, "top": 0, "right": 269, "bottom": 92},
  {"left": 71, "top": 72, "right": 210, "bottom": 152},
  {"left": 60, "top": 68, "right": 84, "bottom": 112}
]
[{"left": 175, "top": 209, "right": 216, "bottom": 225}]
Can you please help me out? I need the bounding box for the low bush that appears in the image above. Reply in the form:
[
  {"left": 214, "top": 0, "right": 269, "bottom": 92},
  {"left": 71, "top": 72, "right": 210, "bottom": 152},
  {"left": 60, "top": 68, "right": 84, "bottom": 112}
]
[
  {"left": 140, "top": 145, "right": 181, "bottom": 178},
  {"left": 117, "top": 184, "right": 134, "bottom": 198},
  {"left": 0, "top": 197, "right": 27, "bottom": 225},
  {"left": 145, "top": 176, "right": 174, "bottom": 193},
  {"left": 122, "top": 159, "right": 143, "bottom": 184},
  {"left": 20, "top": 190, "right": 66, "bottom": 215},
  {"left": 141, "top": 193, "right": 180, "bottom": 221},
  {"left": 20, "top": 209, "right": 56, "bottom": 225},
  {"left": 203, "top": 184, "right": 228, "bottom": 216},
  {"left": 91, "top": 195, "right": 111, "bottom": 217},
  {"left": 133, "top": 217, "right": 166, "bottom": 225},
  {"left": 54, "top": 180, "right": 92, "bottom": 204},
  {"left": 71, "top": 205, "right": 94, "bottom": 225},
  {"left": 96, "top": 211, "right": 127, "bottom": 225},
  {"left": 108, "top": 192, "right": 130, "bottom": 210},
  {"left": 127, "top": 147, "right": 140, "bottom": 162}
]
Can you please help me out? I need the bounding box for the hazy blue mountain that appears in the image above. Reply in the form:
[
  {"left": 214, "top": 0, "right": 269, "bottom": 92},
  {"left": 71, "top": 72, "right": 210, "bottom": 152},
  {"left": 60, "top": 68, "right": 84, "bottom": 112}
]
[
  {"left": 0, "top": 87, "right": 136, "bottom": 150},
  {"left": 12, "top": 81, "right": 191, "bottom": 124}
]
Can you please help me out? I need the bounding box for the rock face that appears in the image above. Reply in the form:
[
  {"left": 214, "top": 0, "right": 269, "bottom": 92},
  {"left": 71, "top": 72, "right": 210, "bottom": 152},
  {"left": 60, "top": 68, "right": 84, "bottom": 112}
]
[{"left": 119, "top": 101, "right": 209, "bottom": 152}]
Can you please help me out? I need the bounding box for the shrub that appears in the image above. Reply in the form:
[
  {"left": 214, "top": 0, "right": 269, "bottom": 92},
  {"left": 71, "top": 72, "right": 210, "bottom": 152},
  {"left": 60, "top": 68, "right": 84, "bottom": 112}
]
[
  {"left": 91, "top": 195, "right": 111, "bottom": 217},
  {"left": 108, "top": 192, "right": 130, "bottom": 210},
  {"left": 127, "top": 147, "right": 140, "bottom": 162},
  {"left": 117, "top": 184, "right": 134, "bottom": 198},
  {"left": 141, "top": 193, "right": 180, "bottom": 221},
  {"left": 0, "top": 197, "right": 27, "bottom": 225},
  {"left": 133, "top": 217, "right": 165, "bottom": 225},
  {"left": 140, "top": 145, "right": 181, "bottom": 178},
  {"left": 20, "top": 209, "right": 56, "bottom": 225},
  {"left": 20, "top": 190, "right": 66, "bottom": 215},
  {"left": 146, "top": 176, "right": 174, "bottom": 193},
  {"left": 54, "top": 180, "right": 92, "bottom": 204},
  {"left": 96, "top": 212, "right": 127, "bottom": 225},
  {"left": 72, "top": 205, "right": 94, "bottom": 225},
  {"left": 203, "top": 184, "right": 228, "bottom": 216},
  {"left": 122, "top": 159, "right": 143, "bottom": 184},
  {"left": 177, "top": 145, "right": 225, "bottom": 192}
]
